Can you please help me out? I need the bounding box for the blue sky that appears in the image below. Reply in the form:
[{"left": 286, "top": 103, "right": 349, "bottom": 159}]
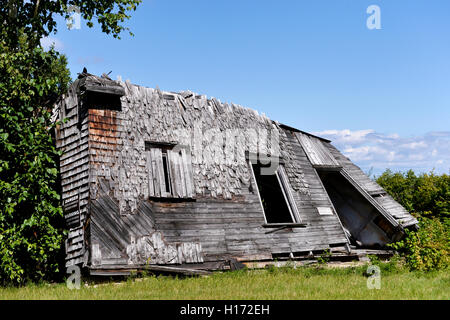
[{"left": 44, "top": 0, "right": 450, "bottom": 175}]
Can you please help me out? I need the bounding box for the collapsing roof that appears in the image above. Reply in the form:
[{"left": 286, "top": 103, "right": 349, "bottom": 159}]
[{"left": 53, "top": 72, "right": 418, "bottom": 274}]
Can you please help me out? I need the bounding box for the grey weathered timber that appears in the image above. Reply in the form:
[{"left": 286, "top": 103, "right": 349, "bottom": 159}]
[
  {"left": 52, "top": 72, "right": 418, "bottom": 274},
  {"left": 84, "top": 84, "right": 125, "bottom": 96},
  {"left": 296, "top": 132, "right": 340, "bottom": 168}
]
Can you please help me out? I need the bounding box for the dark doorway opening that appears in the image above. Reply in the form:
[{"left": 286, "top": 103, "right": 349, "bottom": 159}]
[{"left": 317, "top": 170, "right": 394, "bottom": 248}]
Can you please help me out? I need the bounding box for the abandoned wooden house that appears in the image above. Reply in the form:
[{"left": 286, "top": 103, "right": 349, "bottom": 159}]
[{"left": 53, "top": 71, "right": 418, "bottom": 275}]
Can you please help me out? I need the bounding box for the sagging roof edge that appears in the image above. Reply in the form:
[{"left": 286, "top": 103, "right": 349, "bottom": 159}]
[
  {"left": 54, "top": 73, "right": 333, "bottom": 144},
  {"left": 276, "top": 122, "right": 332, "bottom": 143}
]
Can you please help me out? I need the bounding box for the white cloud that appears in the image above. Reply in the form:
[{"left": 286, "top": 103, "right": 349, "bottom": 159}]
[
  {"left": 40, "top": 37, "right": 64, "bottom": 51},
  {"left": 408, "top": 153, "right": 425, "bottom": 161},
  {"left": 313, "top": 129, "right": 450, "bottom": 175},
  {"left": 317, "top": 129, "right": 375, "bottom": 145},
  {"left": 400, "top": 141, "right": 427, "bottom": 149}
]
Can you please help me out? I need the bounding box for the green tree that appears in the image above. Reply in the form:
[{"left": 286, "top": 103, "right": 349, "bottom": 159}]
[
  {"left": 0, "top": 0, "right": 141, "bottom": 285},
  {"left": 0, "top": 36, "right": 70, "bottom": 285},
  {"left": 376, "top": 169, "right": 449, "bottom": 221}
]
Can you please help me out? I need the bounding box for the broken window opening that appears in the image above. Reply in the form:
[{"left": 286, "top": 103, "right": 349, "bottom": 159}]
[
  {"left": 161, "top": 150, "right": 171, "bottom": 195},
  {"left": 83, "top": 91, "right": 122, "bottom": 111},
  {"left": 250, "top": 160, "right": 301, "bottom": 225},
  {"left": 317, "top": 170, "right": 396, "bottom": 248}
]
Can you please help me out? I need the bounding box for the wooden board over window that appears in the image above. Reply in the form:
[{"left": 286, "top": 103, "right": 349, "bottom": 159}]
[
  {"left": 146, "top": 143, "right": 194, "bottom": 199},
  {"left": 295, "top": 132, "right": 341, "bottom": 168}
]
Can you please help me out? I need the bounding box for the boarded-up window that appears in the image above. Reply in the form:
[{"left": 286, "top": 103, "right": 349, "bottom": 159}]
[
  {"left": 296, "top": 132, "right": 340, "bottom": 168},
  {"left": 146, "top": 143, "right": 194, "bottom": 199}
]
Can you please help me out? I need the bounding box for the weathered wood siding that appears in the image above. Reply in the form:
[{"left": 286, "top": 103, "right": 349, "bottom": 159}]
[
  {"left": 89, "top": 185, "right": 348, "bottom": 266},
  {"left": 77, "top": 76, "right": 350, "bottom": 269},
  {"left": 54, "top": 81, "right": 89, "bottom": 267}
]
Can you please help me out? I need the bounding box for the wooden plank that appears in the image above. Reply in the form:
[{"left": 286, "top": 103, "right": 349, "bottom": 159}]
[
  {"left": 314, "top": 139, "right": 339, "bottom": 166},
  {"left": 158, "top": 225, "right": 347, "bottom": 239},
  {"left": 60, "top": 166, "right": 89, "bottom": 182},
  {"left": 89, "top": 264, "right": 211, "bottom": 276},
  {"left": 181, "top": 147, "right": 194, "bottom": 197},
  {"left": 296, "top": 132, "right": 340, "bottom": 167},
  {"left": 146, "top": 151, "right": 155, "bottom": 197},
  {"left": 299, "top": 134, "right": 320, "bottom": 165},
  {"left": 305, "top": 135, "right": 323, "bottom": 165},
  {"left": 150, "top": 148, "right": 161, "bottom": 197},
  {"left": 175, "top": 151, "right": 184, "bottom": 198},
  {"left": 153, "top": 212, "right": 337, "bottom": 224},
  {"left": 60, "top": 143, "right": 89, "bottom": 162},
  {"left": 60, "top": 156, "right": 89, "bottom": 174},
  {"left": 85, "top": 84, "right": 125, "bottom": 96},
  {"left": 310, "top": 138, "right": 328, "bottom": 164},
  {"left": 277, "top": 165, "right": 302, "bottom": 223},
  {"left": 156, "top": 148, "right": 168, "bottom": 197},
  {"left": 61, "top": 171, "right": 89, "bottom": 188},
  {"left": 169, "top": 149, "right": 182, "bottom": 198},
  {"left": 177, "top": 149, "right": 187, "bottom": 198},
  {"left": 168, "top": 149, "right": 179, "bottom": 197}
]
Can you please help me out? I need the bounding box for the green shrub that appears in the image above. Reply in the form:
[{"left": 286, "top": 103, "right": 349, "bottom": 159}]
[
  {"left": 376, "top": 169, "right": 449, "bottom": 271},
  {"left": 317, "top": 249, "right": 332, "bottom": 265},
  {"left": 389, "top": 218, "right": 449, "bottom": 271}
]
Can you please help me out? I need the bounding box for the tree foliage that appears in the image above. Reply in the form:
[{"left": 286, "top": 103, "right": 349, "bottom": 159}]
[
  {"left": 376, "top": 169, "right": 449, "bottom": 221},
  {"left": 376, "top": 169, "right": 449, "bottom": 271},
  {"left": 0, "top": 34, "right": 70, "bottom": 285},
  {"left": 0, "top": 0, "right": 141, "bottom": 285},
  {"left": 1, "top": 0, "right": 142, "bottom": 47}
]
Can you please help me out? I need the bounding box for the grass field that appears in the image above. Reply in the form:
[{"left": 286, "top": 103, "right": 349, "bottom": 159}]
[{"left": 0, "top": 262, "right": 448, "bottom": 300}]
